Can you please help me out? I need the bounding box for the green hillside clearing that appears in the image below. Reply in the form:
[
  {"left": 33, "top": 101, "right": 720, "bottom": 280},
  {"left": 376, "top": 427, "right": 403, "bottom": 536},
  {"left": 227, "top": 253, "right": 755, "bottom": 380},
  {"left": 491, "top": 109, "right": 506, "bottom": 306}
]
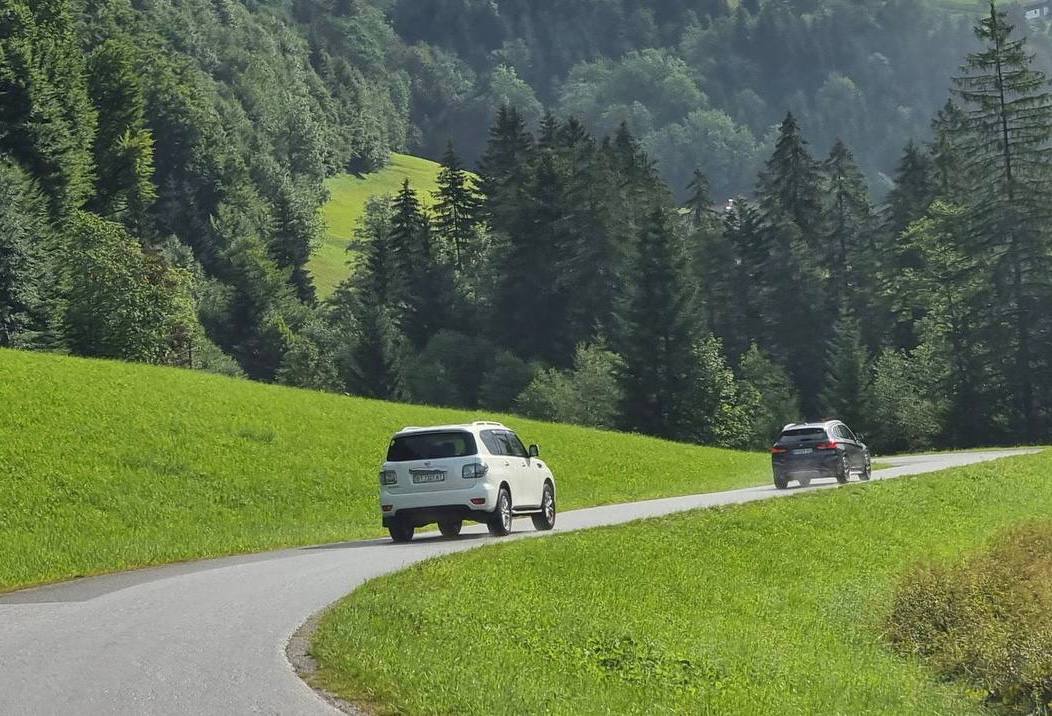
[
  {"left": 0, "top": 348, "right": 768, "bottom": 592},
  {"left": 312, "top": 450, "right": 1050, "bottom": 715},
  {"left": 310, "top": 153, "right": 444, "bottom": 299}
]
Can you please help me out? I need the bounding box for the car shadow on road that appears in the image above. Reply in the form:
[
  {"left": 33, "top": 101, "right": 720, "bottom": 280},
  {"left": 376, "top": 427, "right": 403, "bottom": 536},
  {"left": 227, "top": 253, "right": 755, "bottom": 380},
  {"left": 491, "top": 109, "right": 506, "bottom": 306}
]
[{"left": 300, "top": 533, "right": 490, "bottom": 550}]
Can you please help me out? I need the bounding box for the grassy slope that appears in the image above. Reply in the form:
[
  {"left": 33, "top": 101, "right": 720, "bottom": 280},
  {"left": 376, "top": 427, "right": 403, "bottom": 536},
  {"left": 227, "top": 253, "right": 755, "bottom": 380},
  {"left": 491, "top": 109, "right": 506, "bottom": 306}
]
[
  {"left": 0, "top": 348, "right": 768, "bottom": 592},
  {"left": 310, "top": 153, "right": 443, "bottom": 299},
  {"left": 312, "top": 451, "right": 1051, "bottom": 715}
]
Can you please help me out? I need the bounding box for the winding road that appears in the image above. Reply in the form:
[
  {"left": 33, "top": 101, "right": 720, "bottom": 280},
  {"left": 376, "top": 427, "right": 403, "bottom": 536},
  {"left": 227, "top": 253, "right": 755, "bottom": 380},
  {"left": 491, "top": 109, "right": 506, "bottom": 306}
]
[{"left": 0, "top": 449, "right": 1034, "bottom": 715}]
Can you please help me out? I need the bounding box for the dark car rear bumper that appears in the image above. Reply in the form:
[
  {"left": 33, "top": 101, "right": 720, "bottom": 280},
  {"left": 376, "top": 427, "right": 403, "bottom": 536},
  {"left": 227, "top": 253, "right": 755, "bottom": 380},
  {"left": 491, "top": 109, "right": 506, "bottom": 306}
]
[{"left": 772, "top": 451, "right": 840, "bottom": 478}]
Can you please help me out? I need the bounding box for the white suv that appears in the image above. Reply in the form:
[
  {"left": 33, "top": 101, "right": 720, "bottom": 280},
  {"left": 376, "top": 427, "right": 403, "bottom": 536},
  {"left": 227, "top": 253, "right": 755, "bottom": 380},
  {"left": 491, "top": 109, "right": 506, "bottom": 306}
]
[{"left": 379, "top": 422, "right": 557, "bottom": 542}]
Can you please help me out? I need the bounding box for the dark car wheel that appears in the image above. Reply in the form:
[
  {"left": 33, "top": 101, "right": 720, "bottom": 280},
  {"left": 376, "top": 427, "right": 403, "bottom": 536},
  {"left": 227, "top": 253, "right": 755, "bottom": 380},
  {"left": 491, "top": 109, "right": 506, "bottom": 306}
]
[
  {"left": 532, "top": 483, "right": 556, "bottom": 531},
  {"left": 860, "top": 455, "right": 872, "bottom": 481},
  {"left": 487, "top": 486, "right": 513, "bottom": 536},
  {"left": 774, "top": 474, "right": 789, "bottom": 490},
  {"left": 388, "top": 521, "right": 415, "bottom": 543},
  {"left": 438, "top": 520, "right": 463, "bottom": 538},
  {"left": 835, "top": 454, "right": 850, "bottom": 484}
]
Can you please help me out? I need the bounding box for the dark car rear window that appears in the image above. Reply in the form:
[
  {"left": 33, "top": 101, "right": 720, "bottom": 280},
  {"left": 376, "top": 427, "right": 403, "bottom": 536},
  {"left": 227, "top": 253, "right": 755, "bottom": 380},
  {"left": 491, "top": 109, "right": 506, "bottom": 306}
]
[
  {"left": 777, "top": 427, "right": 828, "bottom": 444},
  {"left": 386, "top": 431, "right": 478, "bottom": 462}
]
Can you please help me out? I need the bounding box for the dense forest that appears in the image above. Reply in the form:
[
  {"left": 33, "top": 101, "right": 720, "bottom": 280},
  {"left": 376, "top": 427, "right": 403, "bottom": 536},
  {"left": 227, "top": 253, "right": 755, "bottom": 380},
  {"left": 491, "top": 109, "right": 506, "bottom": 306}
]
[{"left": 3, "top": 0, "right": 1052, "bottom": 451}]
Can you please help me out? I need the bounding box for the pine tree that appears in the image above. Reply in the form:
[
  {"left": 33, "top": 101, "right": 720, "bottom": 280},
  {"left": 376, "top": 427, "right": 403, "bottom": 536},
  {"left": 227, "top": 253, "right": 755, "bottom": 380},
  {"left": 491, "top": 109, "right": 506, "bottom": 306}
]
[
  {"left": 821, "top": 139, "right": 873, "bottom": 311},
  {"left": 390, "top": 179, "right": 450, "bottom": 348},
  {"left": 685, "top": 168, "right": 713, "bottom": 226},
  {"left": 0, "top": 161, "right": 49, "bottom": 347},
  {"left": 757, "top": 112, "right": 823, "bottom": 243},
  {"left": 753, "top": 114, "right": 828, "bottom": 415},
  {"left": 432, "top": 142, "right": 480, "bottom": 274},
  {"left": 930, "top": 100, "right": 969, "bottom": 200},
  {"left": 818, "top": 309, "right": 871, "bottom": 430},
  {"left": 618, "top": 208, "right": 700, "bottom": 440},
  {"left": 86, "top": 38, "right": 157, "bottom": 232},
  {"left": 0, "top": 0, "right": 97, "bottom": 216},
  {"left": 342, "top": 196, "right": 409, "bottom": 399},
  {"left": 884, "top": 141, "right": 936, "bottom": 240},
  {"left": 951, "top": 0, "right": 1052, "bottom": 439}
]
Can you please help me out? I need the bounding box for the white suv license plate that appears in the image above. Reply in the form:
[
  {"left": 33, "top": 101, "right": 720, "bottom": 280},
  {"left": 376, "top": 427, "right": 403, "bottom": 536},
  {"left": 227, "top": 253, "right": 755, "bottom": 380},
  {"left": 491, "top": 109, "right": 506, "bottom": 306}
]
[
  {"left": 792, "top": 448, "right": 814, "bottom": 455},
  {"left": 411, "top": 471, "right": 446, "bottom": 484}
]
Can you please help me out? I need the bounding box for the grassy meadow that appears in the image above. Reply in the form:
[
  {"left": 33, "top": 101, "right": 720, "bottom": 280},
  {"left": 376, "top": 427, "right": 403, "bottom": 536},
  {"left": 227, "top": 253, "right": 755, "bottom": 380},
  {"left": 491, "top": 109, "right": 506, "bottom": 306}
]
[
  {"left": 310, "top": 153, "right": 444, "bottom": 298},
  {"left": 0, "top": 348, "right": 769, "bottom": 591},
  {"left": 311, "top": 450, "right": 1051, "bottom": 715}
]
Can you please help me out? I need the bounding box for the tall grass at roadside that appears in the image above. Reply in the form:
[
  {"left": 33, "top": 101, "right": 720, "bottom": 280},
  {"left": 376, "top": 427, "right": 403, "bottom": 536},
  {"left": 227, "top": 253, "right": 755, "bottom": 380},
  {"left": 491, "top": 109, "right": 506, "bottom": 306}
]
[
  {"left": 311, "top": 451, "right": 1051, "bottom": 715},
  {"left": 886, "top": 522, "right": 1052, "bottom": 714},
  {"left": 0, "top": 348, "right": 768, "bottom": 591}
]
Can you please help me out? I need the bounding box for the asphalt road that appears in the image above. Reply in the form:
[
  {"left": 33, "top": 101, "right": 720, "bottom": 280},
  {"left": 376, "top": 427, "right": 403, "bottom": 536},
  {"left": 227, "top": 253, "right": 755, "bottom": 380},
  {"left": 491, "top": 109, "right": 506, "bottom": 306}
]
[{"left": 0, "top": 449, "right": 1035, "bottom": 715}]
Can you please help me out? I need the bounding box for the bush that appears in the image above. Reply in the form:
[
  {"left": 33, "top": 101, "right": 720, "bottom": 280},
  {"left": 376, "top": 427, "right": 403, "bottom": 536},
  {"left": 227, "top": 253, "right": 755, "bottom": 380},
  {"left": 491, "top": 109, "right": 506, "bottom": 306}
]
[
  {"left": 885, "top": 522, "right": 1052, "bottom": 714},
  {"left": 515, "top": 343, "right": 623, "bottom": 429}
]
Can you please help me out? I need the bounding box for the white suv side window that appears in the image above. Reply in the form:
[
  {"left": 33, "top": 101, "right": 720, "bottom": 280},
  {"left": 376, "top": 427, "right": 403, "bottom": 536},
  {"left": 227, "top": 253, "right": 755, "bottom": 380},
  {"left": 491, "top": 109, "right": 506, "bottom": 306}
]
[
  {"left": 480, "top": 430, "right": 506, "bottom": 456},
  {"left": 502, "top": 431, "right": 529, "bottom": 458}
]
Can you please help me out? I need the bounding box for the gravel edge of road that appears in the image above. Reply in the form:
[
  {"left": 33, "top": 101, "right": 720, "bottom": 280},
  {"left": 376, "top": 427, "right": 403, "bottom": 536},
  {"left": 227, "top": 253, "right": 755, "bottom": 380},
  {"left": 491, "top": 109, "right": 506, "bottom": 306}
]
[{"left": 287, "top": 615, "right": 370, "bottom": 715}]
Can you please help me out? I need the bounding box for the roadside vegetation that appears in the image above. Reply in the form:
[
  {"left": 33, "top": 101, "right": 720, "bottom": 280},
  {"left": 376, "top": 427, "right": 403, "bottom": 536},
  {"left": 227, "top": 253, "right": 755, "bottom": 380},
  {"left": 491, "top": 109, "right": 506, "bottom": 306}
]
[
  {"left": 311, "top": 450, "right": 1051, "bottom": 715},
  {"left": 310, "top": 154, "right": 444, "bottom": 298},
  {"left": 886, "top": 522, "right": 1052, "bottom": 714},
  {"left": 0, "top": 349, "right": 768, "bottom": 592}
]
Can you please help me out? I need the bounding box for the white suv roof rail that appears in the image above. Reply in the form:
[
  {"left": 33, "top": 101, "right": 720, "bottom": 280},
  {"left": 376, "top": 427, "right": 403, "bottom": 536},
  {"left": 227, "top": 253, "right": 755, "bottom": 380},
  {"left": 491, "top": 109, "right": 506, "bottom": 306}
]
[{"left": 472, "top": 421, "right": 505, "bottom": 427}]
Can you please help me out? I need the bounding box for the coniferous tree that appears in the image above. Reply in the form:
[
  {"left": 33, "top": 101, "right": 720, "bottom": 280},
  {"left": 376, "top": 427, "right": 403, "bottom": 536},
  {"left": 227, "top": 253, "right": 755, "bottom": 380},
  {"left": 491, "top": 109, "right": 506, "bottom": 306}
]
[
  {"left": 757, "top": 112, "right": 823, "bottom": 243},
  {"left": 951, "top": 0, "right": 1052, "bottom": 439},
  {"left": 685, "top": 168, "right": 713, "bottom": 226},
  {"left": 819, "top": 309, "right": 871, "bottom": 430},
  {"left": 0, "top": 162, "right": 49, "bottom": 347},
  {"left": 86, "top": 38, "right": 157, "bottom": 232},
  {"left": 0, "top": 0, "right": 97, "bottom": 216},
  {"left": 884, "top": 141, "right": 937, "bottom": 241},
  {"left": 390, "top": 179, "right": 450, "bottom": 348},
  {"left": 821, "top": 139, "right": 873, "bottom": 311},
  {"left": 432, "top": 142, "right": 480, "bottom": 274},
  {"left": 618, "top": 208, "right": 700, "bottom": 439},
  {"left": 754, "top": 114, "right": 828, "bottom": 415},
  {"left": 342, "top": 196, "right": 409, "bottom": 399}
]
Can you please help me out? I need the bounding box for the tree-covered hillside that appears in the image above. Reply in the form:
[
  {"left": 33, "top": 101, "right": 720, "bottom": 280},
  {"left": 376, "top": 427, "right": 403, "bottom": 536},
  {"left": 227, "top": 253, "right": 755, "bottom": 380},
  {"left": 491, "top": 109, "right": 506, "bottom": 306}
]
[
  {"left": 388, "top": 0, "right": 1044, "bottom": 197},
  {"left": 4, "top": 0, "right": 1052, "bottom": 451}
]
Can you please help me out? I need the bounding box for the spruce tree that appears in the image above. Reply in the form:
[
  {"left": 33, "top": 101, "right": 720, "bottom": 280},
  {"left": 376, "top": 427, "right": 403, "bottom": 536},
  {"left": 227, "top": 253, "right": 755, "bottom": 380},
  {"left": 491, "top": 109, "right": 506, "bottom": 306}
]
[
  {"left": 390, "top": 179, "right": 450, "bottom": 348},
  {"left": 618, "top": 208, "right": 700, "bottom": 440},
  {"left": 343, "top": 196, "right": 409, "bottom": 399},
  {"left": 884, "top": 141, "right": 936, "bottom": 240},
  {"left": 818, "top": 309, "right": 871, "bottom": 430},
  {"left": 821, "top": 139, "right": 873, "bottom": 311},
  {"left": 0, "top": 161, "right": 48, "bottom": 347},
  {"left": 951, "top": 0, "right": 1052, "bottom": 439},
  {"left": 685, "top": 168, "right": 713, "bottom": 226},
  {"left": 86, "top": 38, "right": 157, "bottom": 232},
  {"left": 753, "top": 114, "right": 828, "bottom": 415},
  {"left": 432, "top": 142, "right": 480, "bottom": 274},
  {"left": 757, "top": 112, "right": 823, "bottom": 243},
  {"left": 0, "top": 0, "right": 97, "bottom": 216}
]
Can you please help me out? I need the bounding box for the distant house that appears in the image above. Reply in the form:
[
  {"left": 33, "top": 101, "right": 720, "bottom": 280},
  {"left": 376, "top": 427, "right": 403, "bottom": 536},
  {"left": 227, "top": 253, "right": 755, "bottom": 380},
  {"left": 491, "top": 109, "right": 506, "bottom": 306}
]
[{"left": 1023, "top": 0, "right": 1051, "bottom": 20}]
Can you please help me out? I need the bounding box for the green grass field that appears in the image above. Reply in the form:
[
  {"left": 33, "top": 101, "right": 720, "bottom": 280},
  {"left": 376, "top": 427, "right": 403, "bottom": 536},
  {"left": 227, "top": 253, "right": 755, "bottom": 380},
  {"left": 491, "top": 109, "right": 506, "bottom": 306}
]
[
  {"left": 310, "top": 153, "right": 444, "bottom": 299},
  {"left": 311, "top": 450, "right": 1051, "bottom": 715},
  {"left": 0, "top": 348, "right": 769, "bottom": 592}
]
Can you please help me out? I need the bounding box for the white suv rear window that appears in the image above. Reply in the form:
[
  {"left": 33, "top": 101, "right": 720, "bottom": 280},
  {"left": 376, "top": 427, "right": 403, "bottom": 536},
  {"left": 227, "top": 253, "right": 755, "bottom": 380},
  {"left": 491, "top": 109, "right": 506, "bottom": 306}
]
[{"left": 386, "top": 432, "right": 478, "bottom": 462}]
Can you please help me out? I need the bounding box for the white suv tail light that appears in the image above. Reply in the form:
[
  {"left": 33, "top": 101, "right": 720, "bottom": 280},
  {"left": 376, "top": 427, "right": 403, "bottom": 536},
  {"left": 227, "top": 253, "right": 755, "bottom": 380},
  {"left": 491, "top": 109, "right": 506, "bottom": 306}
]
[
  {"left": 462, "top": 462, "right": 489, "bottom": 480},
  {"left": 379, "top": 470, "right": 397, "bottom": 485}
]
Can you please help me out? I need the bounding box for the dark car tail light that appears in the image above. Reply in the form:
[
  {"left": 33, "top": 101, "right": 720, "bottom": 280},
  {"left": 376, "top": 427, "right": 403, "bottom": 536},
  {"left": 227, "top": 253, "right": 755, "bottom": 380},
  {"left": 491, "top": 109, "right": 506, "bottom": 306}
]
[
  {"left": 770, "top": 446, "right": 788, "bottom": 454},
  {"left": 815, "top": 440, "right": 839, "bottom": 450}
]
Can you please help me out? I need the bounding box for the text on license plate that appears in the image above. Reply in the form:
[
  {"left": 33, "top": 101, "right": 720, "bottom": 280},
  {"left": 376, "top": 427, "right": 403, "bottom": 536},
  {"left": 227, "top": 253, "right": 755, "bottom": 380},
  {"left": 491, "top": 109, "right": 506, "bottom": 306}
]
[
  {"left": 792, "top": 448, "right": 814, "bottom": 455},
  {"left": 412, "top": 471, "right": 446, "bottom": 484}
]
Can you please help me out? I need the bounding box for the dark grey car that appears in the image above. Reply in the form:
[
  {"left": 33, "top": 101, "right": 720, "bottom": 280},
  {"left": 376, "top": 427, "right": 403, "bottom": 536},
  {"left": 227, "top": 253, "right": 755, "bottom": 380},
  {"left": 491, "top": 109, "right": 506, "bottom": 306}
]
[{"left": 769, "top": 420, "right": 872, "bottom": 489}]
